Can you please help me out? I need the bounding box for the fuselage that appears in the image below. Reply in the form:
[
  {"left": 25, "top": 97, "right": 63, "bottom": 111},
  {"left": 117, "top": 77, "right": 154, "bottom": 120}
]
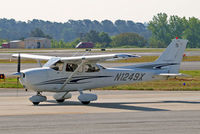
[{"left": 19, "top": 64, "right": 161, "bottom": 92}]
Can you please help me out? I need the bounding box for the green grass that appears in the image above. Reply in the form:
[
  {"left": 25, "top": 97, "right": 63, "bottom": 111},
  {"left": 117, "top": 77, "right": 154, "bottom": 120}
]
[
  {"left": 0, "top": 77, "right": 23, "bottom": 88},
  {"left": 0, "top": 59, "right": 47, "bottom": 64},
  {"left": 1, "top": 70, "right": 200, "bottom": 90},
  {"left": 180, "top": 70, "right": 200, "bottom": 77}
]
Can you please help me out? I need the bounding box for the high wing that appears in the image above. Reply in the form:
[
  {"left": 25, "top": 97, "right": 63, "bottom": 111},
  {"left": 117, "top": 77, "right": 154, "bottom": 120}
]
[
  {"left": 12, "top": 53, "right": 54, "bottom": 60},
  {"left": 60, "top": 53, "right": 140, "bottom": 62},
  {"left": 12, "top": 53, "right": 140, "bottom": 66}
]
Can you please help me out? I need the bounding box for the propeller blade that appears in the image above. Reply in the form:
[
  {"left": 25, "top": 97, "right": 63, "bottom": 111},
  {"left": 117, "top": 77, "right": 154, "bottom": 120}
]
[
  {"left": 12, "top": 72, "right": 21, "bottom": 77},
  {"left": 17, "top": 53, "right": 21, "bottom": 73}
]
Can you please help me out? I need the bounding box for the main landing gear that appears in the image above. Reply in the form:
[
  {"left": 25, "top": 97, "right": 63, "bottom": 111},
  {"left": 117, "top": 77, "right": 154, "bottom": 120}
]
[
  {"left": 81, "top": 101, "right": 91, "bottom": 105},
  {"left": 29, "top": 92, "right": 47, "bottom": 105},
  {"left": 56, "top": 99, "right": 65, "bottom": 103},
  {"left": 78, "top": 91, "right": 97, "bottom": 105},
  {"left": 53, "top": 92, "right": 72, "bottom": 103}
]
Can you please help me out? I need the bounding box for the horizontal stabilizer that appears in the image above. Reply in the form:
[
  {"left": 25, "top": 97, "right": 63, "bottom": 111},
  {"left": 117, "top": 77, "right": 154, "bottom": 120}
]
[{"left": 154, "top": 73, "right": 188, "bottom": 78}]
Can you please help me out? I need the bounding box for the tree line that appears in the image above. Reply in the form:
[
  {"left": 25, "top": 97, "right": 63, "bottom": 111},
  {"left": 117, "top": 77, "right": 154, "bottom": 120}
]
[
  {"left": 1, "top": 13, "right": 200, "bottom": 48},
  {"left": 0, "top": 18, "right": 150, "bottom": 42},
  {"left": 51, "top": 31, "right": 147, "bottom": 48},
  {"left": 148, "top": 13, "right": 200, "bottom": 48}
]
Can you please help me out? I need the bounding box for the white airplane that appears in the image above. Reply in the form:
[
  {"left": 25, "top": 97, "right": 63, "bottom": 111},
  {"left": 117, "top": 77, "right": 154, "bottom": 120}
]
[{"left": 12, "top": 38, "right": 188, "bottom": 105}]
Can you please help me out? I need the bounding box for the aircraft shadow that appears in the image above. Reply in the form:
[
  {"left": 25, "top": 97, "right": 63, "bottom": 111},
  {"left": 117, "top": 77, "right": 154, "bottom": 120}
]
[
  {"left": 43, "top": 100, "right": 200, "bottom": 112},
  {"left": 44, "top": 100, "right": 170, "bottom": 112}
]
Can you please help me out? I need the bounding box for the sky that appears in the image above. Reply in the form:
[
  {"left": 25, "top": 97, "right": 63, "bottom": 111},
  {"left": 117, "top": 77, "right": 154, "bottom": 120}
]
[{"left": 0, "top": 0, "right": 199, "bottom": 23}]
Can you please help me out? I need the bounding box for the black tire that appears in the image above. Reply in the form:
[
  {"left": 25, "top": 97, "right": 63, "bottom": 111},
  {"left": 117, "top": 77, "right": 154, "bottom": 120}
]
[
  {"left": 86, "top": 49, "right": 91, "bottom": 51},
  {"left": 81, "top": 101, "right": 90, "bottom": 105},
  {"left": 56, "top": 99, "right": 65, "bottom": 103},
  {"left": 33, "top": 102, "right": 40, "bottom": 105}
]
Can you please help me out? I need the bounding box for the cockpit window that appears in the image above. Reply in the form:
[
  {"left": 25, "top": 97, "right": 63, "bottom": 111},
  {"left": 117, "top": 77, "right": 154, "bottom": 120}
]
[
  {"left": 84, "top": 64, "right": 100, "bottom": 72},
  {"left": 65, "top": 63, "right": 100, "bottom": 72},
  {"left": 66, "top": 63, "right": 78, "bottom": 72},
  {"left": 51, "top": 61, "right": 64, "bottom": 71}
]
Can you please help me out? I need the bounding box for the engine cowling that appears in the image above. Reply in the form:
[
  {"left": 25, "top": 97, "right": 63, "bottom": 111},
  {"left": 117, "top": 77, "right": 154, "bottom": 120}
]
[
  {"left": 53, "top": 92, "right": 72, "bottom": 100},
  {"left": 78, "top": 93, "right": 97, "bottom": 102}
]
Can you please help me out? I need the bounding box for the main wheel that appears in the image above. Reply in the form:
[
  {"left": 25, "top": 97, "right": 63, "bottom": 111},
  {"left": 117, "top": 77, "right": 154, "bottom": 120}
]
[
  {"left": 33, "top": 102, "right": 40, "bottom": 105},
  {"left": 56, "top": 99, "right": 65, "bottom": 103},
  {"left": 81, "top": 101, "right": 90, "bottom": 105}
]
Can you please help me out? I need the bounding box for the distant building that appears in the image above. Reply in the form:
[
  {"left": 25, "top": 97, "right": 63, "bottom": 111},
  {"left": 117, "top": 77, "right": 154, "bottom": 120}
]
[
  {"left": 9, "top": 40, "right": 25, "bottom": 48},
  {"left": 24, "top": 37, "right": 51, "bottom": 48},
  {"left": 2, "top": 40, "right": 24, "bottom": 48},
  {"left": 1, "top": 37, "right": 51, "bottom": 49}
]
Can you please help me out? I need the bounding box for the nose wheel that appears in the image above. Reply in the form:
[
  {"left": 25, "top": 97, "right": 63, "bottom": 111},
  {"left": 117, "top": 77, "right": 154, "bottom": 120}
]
[{"left": 33, "top": 102, "right": 40, "bottom": 105}]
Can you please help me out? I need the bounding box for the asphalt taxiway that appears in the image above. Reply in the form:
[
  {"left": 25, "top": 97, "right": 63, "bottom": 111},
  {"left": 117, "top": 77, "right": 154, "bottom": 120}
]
[{"left": 0, "top": 89, "right": 200, "bottom": 134}]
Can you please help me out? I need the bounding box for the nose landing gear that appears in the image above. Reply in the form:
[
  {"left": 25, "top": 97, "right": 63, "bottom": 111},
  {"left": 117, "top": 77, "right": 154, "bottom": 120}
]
[{"left": 29, "top": 92, "right": 47, "bottom": 105}]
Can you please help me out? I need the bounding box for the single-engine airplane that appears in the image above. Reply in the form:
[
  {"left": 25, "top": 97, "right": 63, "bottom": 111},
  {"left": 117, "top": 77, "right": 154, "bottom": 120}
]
[{"left": 12, "top": 38, "right": 188, "bottom": 105}]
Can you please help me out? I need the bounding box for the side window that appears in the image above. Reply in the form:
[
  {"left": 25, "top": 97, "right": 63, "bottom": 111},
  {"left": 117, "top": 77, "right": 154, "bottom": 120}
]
[
  {"left": 84, "top": 64, "right": 100, "bottom": 72},
  {"left": 51, "top": 61, "right": 64, "bottom": 71},
  {"left": 66, "top": 63, "right": 78, "bottom": 72}
]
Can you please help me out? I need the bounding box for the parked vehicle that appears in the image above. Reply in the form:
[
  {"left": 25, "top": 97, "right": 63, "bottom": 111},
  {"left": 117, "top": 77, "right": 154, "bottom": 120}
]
[{"left": 76, "top": 42, "right": 94, "bottom": 48}]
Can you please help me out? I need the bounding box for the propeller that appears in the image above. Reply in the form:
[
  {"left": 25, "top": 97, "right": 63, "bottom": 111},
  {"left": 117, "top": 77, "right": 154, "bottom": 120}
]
[
  {"left": 17, "top": 53, "right": 21, "bottom": 73},
  {"left": 16, "top": 53, "right": 21, "bottom": 96},
  {"left": 10, "top": 53, "right": 22, "bottom": 96},
  {"left": 12, "top": 53, "right": 21, "bottom": 76}
]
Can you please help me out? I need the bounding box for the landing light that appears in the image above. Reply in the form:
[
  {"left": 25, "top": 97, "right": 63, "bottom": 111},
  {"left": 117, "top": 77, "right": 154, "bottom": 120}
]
[{"left": 0, "top": 74, "right": 5, "bottom": 79}]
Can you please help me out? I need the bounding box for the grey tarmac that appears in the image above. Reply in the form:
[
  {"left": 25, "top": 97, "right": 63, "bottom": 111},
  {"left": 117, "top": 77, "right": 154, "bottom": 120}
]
[
  {"left": 0, "top": 111, "right": 200, "bottom": 134},
  {"left": 0, "top": 89, "right": 200, "bottom": 134}
]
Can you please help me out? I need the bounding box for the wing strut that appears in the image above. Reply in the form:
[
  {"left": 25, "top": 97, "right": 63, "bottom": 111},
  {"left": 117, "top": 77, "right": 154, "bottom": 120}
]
[{"left": 59, "top": 59, "right": 86, "bottom": 91}]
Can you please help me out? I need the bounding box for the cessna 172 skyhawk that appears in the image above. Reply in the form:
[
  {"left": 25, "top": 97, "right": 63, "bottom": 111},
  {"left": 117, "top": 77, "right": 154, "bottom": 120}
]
[{"left": 12, "top": 38, "right": 188, "bottom": 105}]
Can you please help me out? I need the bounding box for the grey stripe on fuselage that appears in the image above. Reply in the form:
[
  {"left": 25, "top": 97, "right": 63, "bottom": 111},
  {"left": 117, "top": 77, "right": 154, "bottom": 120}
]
[
  {"left": 35, "top": 76, "right": 112, "bottom": 85},
  {"left": 132, "top": 63, "right": 179, "bottom": 69}
]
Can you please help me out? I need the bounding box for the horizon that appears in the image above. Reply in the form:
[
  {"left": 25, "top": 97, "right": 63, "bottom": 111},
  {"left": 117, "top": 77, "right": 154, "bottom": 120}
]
[
  {"left": 0, "top": 0, "right": 199, "bottom": 23},
  {"left": 0, "top": 17, "right": 150, "bottom": 23}
]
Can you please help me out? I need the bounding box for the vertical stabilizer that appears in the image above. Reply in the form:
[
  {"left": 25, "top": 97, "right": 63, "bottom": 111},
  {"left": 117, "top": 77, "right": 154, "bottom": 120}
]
[
  {"left": 154, "top": 38, "right": 188, "bottom": 73},
  {"left": 155, "top": 39, "right": 188, "bottom": 64}
]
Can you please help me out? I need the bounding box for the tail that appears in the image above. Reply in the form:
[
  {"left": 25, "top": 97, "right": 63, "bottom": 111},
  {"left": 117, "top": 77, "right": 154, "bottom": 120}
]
[
  {"left": 153, "top": 38, "right": 188, "bottom": 73},
  {"left": 133, "top": 38, "right": 188, "bottom": 73}
]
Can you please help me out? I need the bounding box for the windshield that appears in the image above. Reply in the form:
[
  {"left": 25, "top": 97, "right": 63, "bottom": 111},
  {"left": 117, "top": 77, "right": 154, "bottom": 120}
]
[{"left": 51, "top": 61, "right": 64, "bottom": 71}]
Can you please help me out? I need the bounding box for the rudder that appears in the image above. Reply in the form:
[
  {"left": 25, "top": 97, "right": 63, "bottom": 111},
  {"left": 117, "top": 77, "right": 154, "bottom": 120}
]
[{"left": 154, "top": 38, "right": 188, "bottom": 73}]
